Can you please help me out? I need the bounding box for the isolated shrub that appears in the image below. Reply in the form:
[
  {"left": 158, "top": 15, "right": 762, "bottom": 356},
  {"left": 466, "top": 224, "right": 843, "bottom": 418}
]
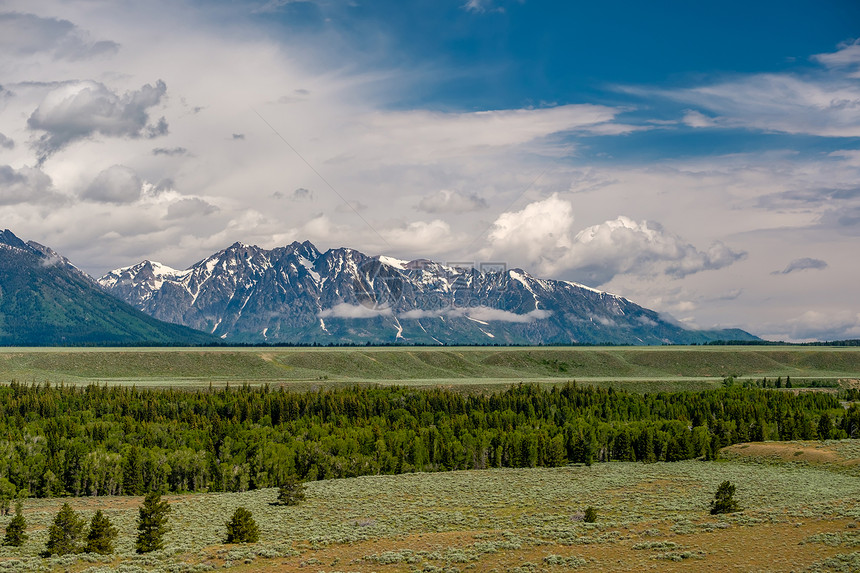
[
  {"left": 44, "top": 502, "right": 86, "bottom": 556},
  {"left": 276, "top": 475, "right": 306, "bottom": 506},
  {"left": 583, "top": 506, "right": 597, "bottom": 523},
  {"left": 136, "top": 491, "right": 171, "bottom": 553},
  {"left": 225, "top": 507, "right": 260, "bottom": 543},
  {"left": 710, "top": 480, "right": 740, "bottom": 515},
  {"left": 85, "top": 510, "right": 118, "bottom": 554},
  {"left": 3, "top": 501, "right": 27, "bottom": 546}
]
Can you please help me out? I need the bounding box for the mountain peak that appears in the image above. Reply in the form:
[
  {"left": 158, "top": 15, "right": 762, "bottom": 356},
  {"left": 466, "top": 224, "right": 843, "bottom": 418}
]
[{"left": 0, "top": 229, "right": 28, "bottom": 250}]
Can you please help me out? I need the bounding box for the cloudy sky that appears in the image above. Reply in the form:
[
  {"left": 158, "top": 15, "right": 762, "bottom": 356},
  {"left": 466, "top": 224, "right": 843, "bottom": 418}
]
[{"left": 1, "top": 0, "right": 859, "bottom": 341}]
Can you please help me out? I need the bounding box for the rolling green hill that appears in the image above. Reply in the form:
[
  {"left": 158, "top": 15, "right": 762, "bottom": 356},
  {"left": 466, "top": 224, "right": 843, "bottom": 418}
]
[
  {"left": 0, "top": 346, "right": 858, "bottom": 389},
  {"left": 0, "top": 230, "right": 214, "bottom": 346}
]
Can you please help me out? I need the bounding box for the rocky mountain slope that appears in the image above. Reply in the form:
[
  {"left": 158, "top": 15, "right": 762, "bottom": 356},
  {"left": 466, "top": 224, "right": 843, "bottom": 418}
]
[
  {"left": 99, "top": 240, "right": 758, "bottom": 345},
  {"left": 0, "top": 230, "right": 215, "bottom": 346}
]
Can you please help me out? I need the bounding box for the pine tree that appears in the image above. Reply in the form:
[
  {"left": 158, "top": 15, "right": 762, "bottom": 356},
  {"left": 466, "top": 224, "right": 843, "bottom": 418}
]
[
  {"left": 276, "top": 475, "right": 306, "bottom": 506},
  {"left": 583, "top": 506, "right": 597, "bottom": 523},
  {"left": 85, "top": 510, "right": 118, "bottom": 554},
  {"left": 43, "top": 502, "right": 86, "bottom": 556},
  {"left": 225, "top": 507, "right": 260, "bottom": 543},
  {"left": 0, "top": 478, "right": 16, "bottom": 516},
  {"left": 3, "top": 501, "right": 27, "bottom": 547},
  {"left": 123, "top": 446, "right": 144, "bottom": 496},
  {"left": 135, "top": 492, "right": 171, "bottom": 553},
  {"left": 710, "top": 480, "right": 740, "bottom": 515},
  {"left": 818, "top": 412, "right": 832, "bottom": 441}
]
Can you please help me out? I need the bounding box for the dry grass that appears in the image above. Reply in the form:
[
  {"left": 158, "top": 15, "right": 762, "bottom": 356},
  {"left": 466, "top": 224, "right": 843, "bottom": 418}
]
[{"left": 723, "top": 440, "right": 860, "bottom": 469}]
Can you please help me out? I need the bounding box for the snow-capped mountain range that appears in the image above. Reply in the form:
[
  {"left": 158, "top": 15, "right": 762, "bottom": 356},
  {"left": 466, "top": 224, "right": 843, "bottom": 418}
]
[{"left": 98, "top": 240, "right": 757, "bottom": 345}]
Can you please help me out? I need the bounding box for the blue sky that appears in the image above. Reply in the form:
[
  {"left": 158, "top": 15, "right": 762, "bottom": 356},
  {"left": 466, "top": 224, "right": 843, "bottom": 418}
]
[
  {"left": 1, "top": 0, "right": 859, "bottom": 340},
  {"left": 255, "top": 0, "right": 859, "bottom": 105}
]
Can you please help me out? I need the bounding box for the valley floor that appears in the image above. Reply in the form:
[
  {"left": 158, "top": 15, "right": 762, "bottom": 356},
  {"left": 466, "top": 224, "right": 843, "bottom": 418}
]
[
  {"left": 3, "top": 441, "right": 860, "bottom": 572},
  {"left": 1, "top": 346, "right": 859, "bottom": 393}
]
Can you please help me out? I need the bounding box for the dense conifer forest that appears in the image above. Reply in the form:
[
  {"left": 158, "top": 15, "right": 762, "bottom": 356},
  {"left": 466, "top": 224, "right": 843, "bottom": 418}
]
[{"left": 0, "top": 381, "right": 856, "bottom": 498}]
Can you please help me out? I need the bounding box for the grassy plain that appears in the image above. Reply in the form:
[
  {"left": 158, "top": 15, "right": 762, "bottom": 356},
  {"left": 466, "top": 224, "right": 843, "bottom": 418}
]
[
  {"left": 2, "top": 441, "right": 860, "bottom": 572},
  {"left": 1, "top": 347, "right": 860, "bottom": 571},
  {"left": 0, "top": 346, "right": 858, "bottom": 392}
]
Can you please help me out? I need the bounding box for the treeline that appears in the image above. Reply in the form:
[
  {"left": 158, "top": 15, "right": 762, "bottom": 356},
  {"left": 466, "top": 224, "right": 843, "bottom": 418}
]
[
  {"left": 732, "top": 375, "right": 840, "bottom": 389},
  {"left": 705, "top": 339, "right": 860, "bottom": 346},
  {"left": 0, "top": 381, "right": 856, "bottom": 498}
]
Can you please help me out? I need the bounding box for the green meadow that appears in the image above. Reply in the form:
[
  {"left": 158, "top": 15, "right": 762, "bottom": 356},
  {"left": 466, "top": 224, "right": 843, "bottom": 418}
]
[{"left": 0, "top": 346, "right": 858, "bottom": 391}]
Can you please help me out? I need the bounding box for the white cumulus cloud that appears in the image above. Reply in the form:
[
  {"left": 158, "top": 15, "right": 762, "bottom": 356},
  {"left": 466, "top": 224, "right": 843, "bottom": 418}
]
[
  {"left": 398, "top": 307, "right": 552, "bottom": 323},
  {"left": 484, "top": 193, "right": 575, "bottom": 274},
  {"left": 319, "top": 303, "right": 392, "bottom": 319},
  {"left": 456, "top": 307, "right": 552, "bottom": 323},
  {"left": 483, "top": 194, "right": 745, "bottom": 285}
]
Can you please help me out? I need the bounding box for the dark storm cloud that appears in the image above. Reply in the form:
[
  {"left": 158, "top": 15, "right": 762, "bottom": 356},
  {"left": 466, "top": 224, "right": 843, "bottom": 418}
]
[
  {"left": 152, "top": 146, "right": 188, "bottom": 156},
  {"left": 272, "top": 187, "right": 313, "bottom": 201},
  {"left": 291, "top": 187, "right": 313, "bottom": 200},
  {"left": 0, "top": 164, "right": 58, "bottom": 205},
  {"left": 773, "top": 258, "right": 829, "bottom": 275},
  {"left": 27, "top": 80, "right": 168, "bottom": 162}
]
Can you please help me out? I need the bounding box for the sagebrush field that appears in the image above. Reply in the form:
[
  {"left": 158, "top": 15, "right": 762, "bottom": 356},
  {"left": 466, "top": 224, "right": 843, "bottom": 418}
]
[{"left": 2, "top": 443, "right": 860, "bottom": 572}]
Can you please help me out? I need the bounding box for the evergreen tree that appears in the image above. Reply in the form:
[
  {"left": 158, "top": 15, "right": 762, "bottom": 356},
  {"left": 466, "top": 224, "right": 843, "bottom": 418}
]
[
  {"left": 818, "top": 412, "right": 832, "bottom": 441},
  {"left": 3, "top": 501, "right": 27, "bottom": 547},
  {"left": 709, "top": 480, "right": 740, "bottom": 515},
  {"left": 85, "top": 510, "right": 118, "bottom": 554},
  {"left": 545, "top": 434, "right": 567, "bottom": 467},
  {"left": 43, "top": 502, "right": 86, "bottom": 556},
  {"left": 225, "top": 507, "right": 260, "bottom": 543},
  {"left": 276, "top": 475, "right": 306, "bottom": 506},
  {"left": 583, "top": 506, "right": 597, "bottom": 523},
  {"left": 0, "top": 478, "right": 16, "bottom": 516},
  {"left": 123, "top": 446, "right": 144, "bottom": 496},
  {"left": 135, "top": 492, "right": 171, "bottom": 553}
]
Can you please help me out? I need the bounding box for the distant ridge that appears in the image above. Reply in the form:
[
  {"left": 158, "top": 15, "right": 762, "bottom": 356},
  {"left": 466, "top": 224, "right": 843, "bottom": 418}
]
[
  {"left": 100, "top": 240, "right": 760, "bottom": 346},
  {"left": 0, "top": 229, "right": 215, "bottom": 346}
]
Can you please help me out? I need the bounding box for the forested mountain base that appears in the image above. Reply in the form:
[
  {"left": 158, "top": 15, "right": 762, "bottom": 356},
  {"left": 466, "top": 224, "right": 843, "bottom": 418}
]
[{"left": 0, "top": 381, "right": 857, "bottom": 498}]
